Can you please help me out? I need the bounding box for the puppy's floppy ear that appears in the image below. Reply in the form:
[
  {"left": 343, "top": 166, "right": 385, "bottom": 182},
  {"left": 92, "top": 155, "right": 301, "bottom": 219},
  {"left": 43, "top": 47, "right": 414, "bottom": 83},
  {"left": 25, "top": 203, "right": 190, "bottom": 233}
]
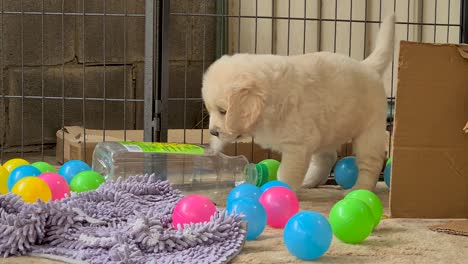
[{"left": 225, "top": 87, "right": 265, "bottom": 134}]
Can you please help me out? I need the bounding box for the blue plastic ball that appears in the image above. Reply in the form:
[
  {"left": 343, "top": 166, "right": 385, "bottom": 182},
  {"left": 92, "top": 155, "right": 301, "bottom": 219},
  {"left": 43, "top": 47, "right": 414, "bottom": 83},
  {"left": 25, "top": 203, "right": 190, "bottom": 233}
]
[
  {"left": 260, "top": 180, "right": 293, "bottom": 193},
  {"left": 334, "top": 156, "right": 359, "bottom": 189},
  {"left": 7, "top": 165, "right": 42, "bottom": 191},
  {"left": 384, "top": 162, "right": 391, "bottom": 188},
  {"left": 227, "top": 197, "right": 267, "bottom": 240},
  {"left": 283, "top": 211, "right": 333, "bottom": 260},
  {"left": 227, "top": 183, "right": 262, "bottom": 206},
  {"left": 58, "top": 160, "right": 91, "bottom": 184}
]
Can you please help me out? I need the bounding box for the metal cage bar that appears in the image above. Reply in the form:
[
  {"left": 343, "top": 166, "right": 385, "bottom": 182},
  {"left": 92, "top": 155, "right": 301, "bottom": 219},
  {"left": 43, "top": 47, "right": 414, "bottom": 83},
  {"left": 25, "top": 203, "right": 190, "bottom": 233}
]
[
  {"left": 0, "top": 0, "right": 465, "bottom": 169},
  {"left": 0, "top": 0, "right": 4, "bottom": 162},
  {"left": 151, "top": 0, "right": 464, "bottom": 166},
  {"left": 462, "top": 0, "right": 468, "bottom": 43},
  {"left": 144, "top": 0, "right": 170, "bottom": 142},
  {"left": 0, "top": 1, "right": 147, "bottom": 164}
]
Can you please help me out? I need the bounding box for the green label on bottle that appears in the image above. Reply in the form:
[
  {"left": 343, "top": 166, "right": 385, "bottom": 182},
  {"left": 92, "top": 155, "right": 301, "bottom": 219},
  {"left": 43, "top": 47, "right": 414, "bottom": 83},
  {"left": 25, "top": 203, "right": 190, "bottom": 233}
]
[{"left": 119, "top": 141, "right": 205, "bottom": 155}]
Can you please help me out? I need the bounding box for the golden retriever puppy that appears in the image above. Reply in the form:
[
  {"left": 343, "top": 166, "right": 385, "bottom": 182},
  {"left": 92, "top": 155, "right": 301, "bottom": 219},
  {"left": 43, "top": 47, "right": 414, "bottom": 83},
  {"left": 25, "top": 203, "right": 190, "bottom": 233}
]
[{"left": 202, "top": 14, "right": 395, "bottom": 191}]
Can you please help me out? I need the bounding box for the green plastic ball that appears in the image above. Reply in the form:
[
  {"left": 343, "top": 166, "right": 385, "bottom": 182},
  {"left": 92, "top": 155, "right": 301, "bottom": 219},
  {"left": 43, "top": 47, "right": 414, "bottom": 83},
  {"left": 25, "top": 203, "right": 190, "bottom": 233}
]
[
  {"left": 31, "top": 161, "right": 57, "bottom": 173},
  {"left": 345, "top": 189, "right": 383, "bottom": 228},
  {"left": 70, "top": 171, "right": 105, "bottom": 193},
  {"left": 329, "top": 198, "right": 374, "bottom": 244},
  {"left": 259, "top": 159, "right": 280, "bottom": 182}
]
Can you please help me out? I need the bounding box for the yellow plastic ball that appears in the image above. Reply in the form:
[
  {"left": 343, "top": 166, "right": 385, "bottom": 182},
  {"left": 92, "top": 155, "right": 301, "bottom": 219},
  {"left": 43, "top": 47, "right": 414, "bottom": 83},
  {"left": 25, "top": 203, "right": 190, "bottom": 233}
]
[
  {"left": 12, "top": 177, "right": 52, "bottom": 203},
  {"left": 0, "top": 165, "right": 8, "bottom": 194},
  {"left": 3, "top": 158, "right": 29, "bottom": 173}
]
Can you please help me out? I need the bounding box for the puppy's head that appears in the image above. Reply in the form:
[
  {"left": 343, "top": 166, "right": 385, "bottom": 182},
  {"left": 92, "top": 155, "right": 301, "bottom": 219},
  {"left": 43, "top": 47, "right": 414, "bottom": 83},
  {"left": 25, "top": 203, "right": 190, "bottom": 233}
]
[{"left": 202, "top": 55, "right": 266, "bottom": 151}]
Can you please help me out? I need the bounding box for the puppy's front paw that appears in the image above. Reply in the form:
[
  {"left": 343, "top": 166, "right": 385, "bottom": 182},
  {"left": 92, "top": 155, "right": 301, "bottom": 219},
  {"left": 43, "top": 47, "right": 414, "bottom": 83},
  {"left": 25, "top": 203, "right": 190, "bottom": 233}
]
[
  {"left": 277, "top": 165, "right": 305, "bottom": 191},
  {"left": 276, "top": 149, "right": 311, "bottom": 192},
  {"left": 209, "top": 136, "right": 225, "bottom": 153},
  {"left": 350, "top": 183, "right": 377, "bottom": 193},
  {"left": 339, "top": 182, "right": 377, "bottom": 197}
]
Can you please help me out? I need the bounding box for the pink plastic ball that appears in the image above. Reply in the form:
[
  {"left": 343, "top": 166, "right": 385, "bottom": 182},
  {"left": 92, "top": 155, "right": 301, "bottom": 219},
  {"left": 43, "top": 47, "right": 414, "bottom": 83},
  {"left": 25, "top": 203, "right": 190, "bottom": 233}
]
[
  {"left": 172, "top": 194, "right": 217, "bottom": 230},
  {"left": 39, "top": 172, "right": 70, "bottom": 201},
  {"left": 259, "top": 186, "right": 299, "bottom": 228}
]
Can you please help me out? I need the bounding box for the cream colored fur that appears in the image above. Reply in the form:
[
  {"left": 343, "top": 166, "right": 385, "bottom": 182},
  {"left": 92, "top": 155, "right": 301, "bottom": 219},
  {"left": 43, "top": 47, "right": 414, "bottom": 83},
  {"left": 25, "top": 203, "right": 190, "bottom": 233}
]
[{"left": 202, "top": 14, "right": 396, "bottom": 191}]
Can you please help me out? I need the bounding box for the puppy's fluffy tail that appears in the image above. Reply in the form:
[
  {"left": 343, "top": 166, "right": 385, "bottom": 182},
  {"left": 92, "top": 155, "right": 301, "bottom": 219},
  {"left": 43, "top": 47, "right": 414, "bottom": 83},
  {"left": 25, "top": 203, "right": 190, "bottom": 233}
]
[{"left": 362, "top": 14, "right": 395, "bottom": 75}]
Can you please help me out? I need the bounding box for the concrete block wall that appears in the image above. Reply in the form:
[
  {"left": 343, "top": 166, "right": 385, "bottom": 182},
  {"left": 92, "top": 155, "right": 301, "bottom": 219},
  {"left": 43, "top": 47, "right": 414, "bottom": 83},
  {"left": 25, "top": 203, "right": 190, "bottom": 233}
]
[
  {"left": 0, "top": 0, "right": 146, "bottom": 147},
  {"left": 0, "top": 0, "right": 218, "bottom": 147},
  {"left": 3, "top": 65, "right": 136, "bottom": 146},
  {"left": 166, "top": 0, "right": 217, "bottom": 129},
  {"left": 1, "top": 14, "right": 76, "bottom": 66}
]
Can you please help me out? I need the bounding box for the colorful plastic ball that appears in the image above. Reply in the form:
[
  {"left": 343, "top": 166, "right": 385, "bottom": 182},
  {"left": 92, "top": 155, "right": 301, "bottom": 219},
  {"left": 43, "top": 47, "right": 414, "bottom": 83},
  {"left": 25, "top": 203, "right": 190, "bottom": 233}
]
[
  {"left": 345, "top": 189, "right": 383, "bottom": 228},
  {"left": 0, "top": 165, "right": 9, "bottom": 194},
  {"left": 7, "top": 165, "right": 42, "bottom": 191},
  {"left": 12, "top": 176, "right": 52, "bottom": 203},
  {"left": 39, "top": 173, "right": 70, "bottom": 200},
  {"left": 58, "top": 160, "right": 91, "bottom": 183},
  {"left": 386, "top": 157, "right": 392, "bottom": 166},
  {"left": 69, "top": 171, "right": 105, "bottom": 193},
  {"left": 333, "top": 156, "right": 359, "bottom": 189},
  {"left": 329, "top": 198, "right": 374, "bottom": 244},
  {"left": 172, "top": 194, "right": 217, "bottom": 230},
  {"left": 259, "top": 186, "right": 299, "bottom": 228},
  {"left": 260, "top": 180, "right": 292, "bottom": 193},
  {"left": 384, "top": 162, "right": 391, "bottom": 188},
  {"left": 3, "top": 158, "right": 29, "bottom": 173},
  {"left": 259, "top": 159, "right": 280, "bottom": 182},
  {"left": 227, "top": 197, "right": 267, "bottom": 240},
  {"left": 32, "top": 161, "right": 57, "bottom": 173},
  {"left": 226, "top": 183, "right": 262, "bottom": 206},
  {"left": 284, "top": 211, "right": 333, "bottom": 260}
]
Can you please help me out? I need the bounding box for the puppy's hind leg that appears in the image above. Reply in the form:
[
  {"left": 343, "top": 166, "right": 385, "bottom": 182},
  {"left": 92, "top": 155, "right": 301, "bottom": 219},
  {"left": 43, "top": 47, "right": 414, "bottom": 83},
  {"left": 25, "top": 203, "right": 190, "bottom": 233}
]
[{"left": 352, "top": 121, "right": 387, "bottom": 191}]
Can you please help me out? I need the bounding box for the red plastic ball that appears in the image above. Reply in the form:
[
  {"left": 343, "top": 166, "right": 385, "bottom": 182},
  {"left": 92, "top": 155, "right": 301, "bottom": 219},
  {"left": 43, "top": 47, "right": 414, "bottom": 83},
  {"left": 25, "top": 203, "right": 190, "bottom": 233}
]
[
  {"left": 259, "top": 186, "right": 299, "bottom": 228},
  {"left": 172, "top": 194, "right": 217, "bottom": 230}
]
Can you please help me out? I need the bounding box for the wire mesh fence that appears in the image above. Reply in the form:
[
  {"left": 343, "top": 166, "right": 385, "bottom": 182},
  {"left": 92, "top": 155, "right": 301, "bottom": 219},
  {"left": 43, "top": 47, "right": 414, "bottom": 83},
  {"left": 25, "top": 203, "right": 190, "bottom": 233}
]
[
  {"left": 0, "top": 0, "right": 146, "bottom": 165},
  {"left": 0, "top": 0, "right": 465, "bottom": 169},
  {"left": 149, "top": 0, "right": 464, "bottom": 163}
]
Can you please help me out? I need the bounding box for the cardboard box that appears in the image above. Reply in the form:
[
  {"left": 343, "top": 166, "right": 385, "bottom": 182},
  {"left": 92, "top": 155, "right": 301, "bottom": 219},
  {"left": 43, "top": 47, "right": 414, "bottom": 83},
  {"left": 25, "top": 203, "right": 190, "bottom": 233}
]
[
  {"left": 390, "top": 41, "right": 468, "bottom": 218},
  {"left": 56, "top": 126, "right": 144, "bottom": 165},
  {"left": 56, "top": 127, "right": 281, "bottom": 165},
  {"left": 56, "top": 127, "right": 356, "bottom": 166},
  {"left": 167, "top": 129, "right": 282, "bottom": 163}
]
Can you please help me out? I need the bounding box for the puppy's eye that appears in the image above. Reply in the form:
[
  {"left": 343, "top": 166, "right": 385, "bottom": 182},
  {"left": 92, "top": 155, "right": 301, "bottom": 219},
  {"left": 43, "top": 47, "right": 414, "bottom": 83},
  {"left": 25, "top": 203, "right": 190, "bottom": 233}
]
[{"left": 218, "top": 109, "right": 227, "bottom": 115}]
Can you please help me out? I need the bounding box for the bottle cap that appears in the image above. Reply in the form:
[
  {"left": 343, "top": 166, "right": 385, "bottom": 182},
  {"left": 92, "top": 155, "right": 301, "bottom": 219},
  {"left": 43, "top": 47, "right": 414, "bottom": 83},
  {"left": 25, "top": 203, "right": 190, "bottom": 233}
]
[
  {"left": 258, "top": 159, "right": 280, "bottom": 182},
  {"left": 255, "top": 163, "right": 269, "bottom": 187},
  {"left": 240, "top": 163, "right": 259, "bottom": 186}
]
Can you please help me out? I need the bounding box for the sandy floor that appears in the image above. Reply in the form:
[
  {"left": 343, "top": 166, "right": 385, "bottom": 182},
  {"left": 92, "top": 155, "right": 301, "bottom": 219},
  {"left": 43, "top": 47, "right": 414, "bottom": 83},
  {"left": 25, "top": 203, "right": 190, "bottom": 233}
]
[
  {"left": 3, "top": 183, "right": 468, "bottom": 264},
  {"left": 231, "top": 184, "right": 468, "bottom": 264}
]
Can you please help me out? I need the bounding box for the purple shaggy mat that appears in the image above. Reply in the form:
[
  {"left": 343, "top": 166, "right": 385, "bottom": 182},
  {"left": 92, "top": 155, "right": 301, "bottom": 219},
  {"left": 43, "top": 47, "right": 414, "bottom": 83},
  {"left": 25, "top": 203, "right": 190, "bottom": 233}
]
[{"left": 0, "top": 174, "right": 246, "bottom": 264}]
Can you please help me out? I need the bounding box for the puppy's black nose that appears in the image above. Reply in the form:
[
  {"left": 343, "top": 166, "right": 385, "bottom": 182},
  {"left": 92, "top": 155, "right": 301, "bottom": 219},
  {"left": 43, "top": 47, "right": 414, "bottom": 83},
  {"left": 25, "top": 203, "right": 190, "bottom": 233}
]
[{"left": 210, "top": 129, "right": 219, "bottom": 137}]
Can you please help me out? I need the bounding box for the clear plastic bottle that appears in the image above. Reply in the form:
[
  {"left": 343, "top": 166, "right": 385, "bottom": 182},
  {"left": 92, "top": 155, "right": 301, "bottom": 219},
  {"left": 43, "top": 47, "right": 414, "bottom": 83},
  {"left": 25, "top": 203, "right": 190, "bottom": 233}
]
[{"left": 92, "top": 141, "right": 261, "bottom": 198}]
